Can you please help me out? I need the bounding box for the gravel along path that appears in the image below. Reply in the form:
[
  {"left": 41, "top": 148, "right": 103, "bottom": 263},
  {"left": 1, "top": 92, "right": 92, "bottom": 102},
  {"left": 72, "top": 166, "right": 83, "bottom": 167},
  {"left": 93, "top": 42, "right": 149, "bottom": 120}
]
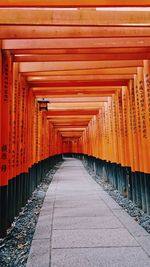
[
  {"left": 0, "top": 163, "right": 61, "bottom": 267},
  {"left": 85, "top": 166, "right": 150, "bottom": 234},
  {"left": 1, "top": 160, "right": 149, "bottom": 267}
]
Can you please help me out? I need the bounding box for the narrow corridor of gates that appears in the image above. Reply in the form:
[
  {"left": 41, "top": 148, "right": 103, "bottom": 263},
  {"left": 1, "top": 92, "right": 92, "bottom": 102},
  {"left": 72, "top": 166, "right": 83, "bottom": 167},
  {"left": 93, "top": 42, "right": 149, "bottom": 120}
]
[
  {"left": 27, "top": 158, "right": 150, "bottom": 267},
  {"left": 0, "top": 2, "right": 150, "bottom": 261}
]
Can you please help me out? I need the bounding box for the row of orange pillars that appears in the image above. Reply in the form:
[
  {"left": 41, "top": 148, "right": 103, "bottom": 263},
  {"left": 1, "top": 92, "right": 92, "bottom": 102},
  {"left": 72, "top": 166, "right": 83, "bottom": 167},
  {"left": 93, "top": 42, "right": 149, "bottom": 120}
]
[{"left": 1, "top": 53, "right": 150, "bottom": 236}]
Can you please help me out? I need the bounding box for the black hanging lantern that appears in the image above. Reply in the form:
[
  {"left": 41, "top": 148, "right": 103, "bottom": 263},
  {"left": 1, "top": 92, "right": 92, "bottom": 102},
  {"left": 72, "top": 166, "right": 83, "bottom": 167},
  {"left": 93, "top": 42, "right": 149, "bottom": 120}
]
[{"left": 38, "top": 98, "right": 49, "bottom": 111}]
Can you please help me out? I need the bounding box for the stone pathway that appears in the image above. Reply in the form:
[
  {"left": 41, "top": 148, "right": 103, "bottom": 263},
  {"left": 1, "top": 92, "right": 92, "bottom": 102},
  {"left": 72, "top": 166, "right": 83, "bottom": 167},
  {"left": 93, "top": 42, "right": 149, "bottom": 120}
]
[{"left": 26, "top": 158, "right": 150, "bottom": 267}]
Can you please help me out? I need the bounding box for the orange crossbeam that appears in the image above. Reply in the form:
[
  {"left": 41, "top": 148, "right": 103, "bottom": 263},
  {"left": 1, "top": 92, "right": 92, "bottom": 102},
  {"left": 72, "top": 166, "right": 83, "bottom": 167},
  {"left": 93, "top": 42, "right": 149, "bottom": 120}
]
[
  {"left": 28, "top": 74, "right": 133, "bottom": 82},
  {"left": 25, "top": 67, "right": 136, "bottom": 77},
  {"left": 14, "top": 53, "right": 150, "bottom": 62},
  {"left": 0, "top": 9, "right": 150, "bottom": 25},
  {"left": 13, "top": 47, "right": 150, "bottom": 55},
  {"left": 3, "top": 37, "right": 150, "bottom": 50},
  {"left": 1, "top": 26, "right": 150, "bottom": 39},
  {"left": 19, "top": 61, "right": 143, "bottom": 72},
  {"left": 0, "top": 0, "right": 150, "bottom": 7},
  {"left": 29, "top": 80, "right": 128, "bottom": 87}
]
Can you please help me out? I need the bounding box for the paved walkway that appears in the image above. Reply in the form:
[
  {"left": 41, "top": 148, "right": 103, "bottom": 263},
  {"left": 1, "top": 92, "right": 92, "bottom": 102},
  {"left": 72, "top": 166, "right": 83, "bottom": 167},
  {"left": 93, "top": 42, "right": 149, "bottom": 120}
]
[{"left": 27, "top": 158, "right": 150, "bottom": 267}]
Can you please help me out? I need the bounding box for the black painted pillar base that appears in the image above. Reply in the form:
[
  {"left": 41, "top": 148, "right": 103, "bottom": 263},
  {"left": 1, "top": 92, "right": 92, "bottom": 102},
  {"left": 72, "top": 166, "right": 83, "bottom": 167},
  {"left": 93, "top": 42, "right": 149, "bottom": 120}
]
[
  {"left": 0, "top": 154, "right": 63, "bottom": 238},
  {"left": 0, "top": 185, "right": 8, "bottom": 238},
  {"left": 135, "top": 172, "right": 142, "bottom": 208},
  {"left": 140, "top": 173, "right": 147, "bottom": 213},
  {"left": 126, "top": 167, "right": 132, "bottom": 200},
  {"left": 131, "top": 172, "right": 136, "bottom": 204},
  {"left": 145, "top": 174, "right": 150, "bottom": 215},
  {"left": 8, "top": 178, "right": 16, "bottom": 226},
  {"left": 15, "top": 174, "right": 22, "bottom": 216}
]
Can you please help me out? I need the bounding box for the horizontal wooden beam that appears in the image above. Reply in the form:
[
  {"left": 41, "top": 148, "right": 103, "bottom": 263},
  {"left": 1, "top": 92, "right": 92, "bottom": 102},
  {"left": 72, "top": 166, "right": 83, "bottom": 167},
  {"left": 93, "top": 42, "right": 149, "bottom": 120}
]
[
  {"left": 33, "top": 86, "right": 120, "bottom": 91},
  {"left": 62, "top": 139, "right": 81, "bottom": 142},
  {"left": 61, "top": 135, "right": 82, "bottom": 138},
  {"left": 47, "top": 103, "right": 103, "bottom": 109},
  {"left": 47, "top": 115, "right": 93, "bottom": 118},
  {"left": 29, "top": 80, "right": 128, "bottom": 87},
  {"left": 60, "top": 132, "right": 84, "bottom": 137},
  {"left": 26, "top": 67, "right": 137, "bottom": 76},
  {"left": 33, "top": 88, "right": 115, "bottom": 97},
  {"left": 28, "top": 74, "right": 133, "bottom": 82},
  {"left": 13, "top": 47, "right": 150, "bottom": 55},
  {"left": 3, "top": 37, "right": 150, "bottom": 49},
  {"left": 0, "top": 9, "right": 150, "bottom": 25},
  {"left": 52, "top": 122, "right": 88, "bottom": 126},
  {"left": 61, "top": 132, "right": 83, "bottom": 136},
  {"left": 47, "top": 109, "right": 99, "bottom": 113},
  {"left": 54, "top": 125, "right": 86, "bottom": 129},
  {"left": 32, "top": 86, "right": 120, "bottom": 98},
  {"left": 20, "top": 60, "right": 143, "bottom": 72},
  {"left": 1, "top": 25, "right": 150, "bottom": 39},
  {"left": 57, "top": 128, "right": 85, "bottom": 131},
  {"left": 47, "top": 112, "right": 97, "bottom": 116},
  {"left": 48, "top": 119, "right": 91, "bottom": 123},
  {"left": 46, "top": 110, "right": 98, "bottom": 116},
  {"left": 0, "top": 0, "right": 149, "bottom": 7},
  {"left": 14, "top": 53, "right": 150, "bottom": 62},
  {"left": 40, "top": 96, "right": 108, "bottom": 103},
  {"left": 35, "top": 93, "right": 113, "bottom": 97},
  {"left": 60, "top": 130, "right": 83, "bottom": 133}
]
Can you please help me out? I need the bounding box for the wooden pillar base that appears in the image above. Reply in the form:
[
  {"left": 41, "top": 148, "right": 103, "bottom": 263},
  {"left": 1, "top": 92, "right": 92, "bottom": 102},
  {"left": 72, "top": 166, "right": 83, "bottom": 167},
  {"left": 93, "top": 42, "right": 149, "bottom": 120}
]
[{"left": 0, "top": 184, "right": 8, "bottom": 238}]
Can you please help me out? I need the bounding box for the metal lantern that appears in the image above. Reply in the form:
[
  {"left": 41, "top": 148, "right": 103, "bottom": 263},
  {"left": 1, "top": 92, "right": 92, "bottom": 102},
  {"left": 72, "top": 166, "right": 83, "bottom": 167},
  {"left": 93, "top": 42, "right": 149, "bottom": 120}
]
[{"left": 37, "top": 98, "right": 49, "bottom": 111}]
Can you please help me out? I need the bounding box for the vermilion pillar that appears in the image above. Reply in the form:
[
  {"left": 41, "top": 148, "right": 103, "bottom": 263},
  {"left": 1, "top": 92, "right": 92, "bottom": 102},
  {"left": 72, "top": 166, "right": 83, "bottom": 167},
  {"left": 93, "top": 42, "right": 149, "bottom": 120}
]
[{"left": 0, "top": 50, "right": 13, "bottom": 237}]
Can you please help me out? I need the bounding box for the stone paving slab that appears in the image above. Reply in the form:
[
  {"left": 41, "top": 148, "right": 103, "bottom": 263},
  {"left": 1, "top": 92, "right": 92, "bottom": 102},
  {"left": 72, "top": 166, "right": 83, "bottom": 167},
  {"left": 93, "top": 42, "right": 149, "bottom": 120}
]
[
  {"left": 54, "top": 199, "right": 105, "bottom": 208},
  {"left": 26, "top": 238, "right": 50, "bottom": 267},
  {"left": 113, "top": 209, "right": 150, "bottom": 237},
  {"left": 51, "top": 247, "right": 150, "bottom": 267},
  {"left": 40, "top": 202, "right": 54, "bottom": 213},
  {"left": 53, "top": 205, "right": 111, "bottom": 217},
  {"left": 135, "top": 236, "right": 150, "bottom": 257},
  {"left": 33, "top": 214, "right": 52, "bottom": 240},
  {"left": 53, "top": 216, "right": 123, "bottom": 230},
  {"left": 52, "top": 228, "right": 139, "bottom": 248},
  {"left": 27, "top": 158, "right": 150, "bottom": 267},
  {"left": 98, "top": 190, "right": 123, "bottom": 210},
  {"left": 55, "top": 193, "right": 101, "bottom": 201}
]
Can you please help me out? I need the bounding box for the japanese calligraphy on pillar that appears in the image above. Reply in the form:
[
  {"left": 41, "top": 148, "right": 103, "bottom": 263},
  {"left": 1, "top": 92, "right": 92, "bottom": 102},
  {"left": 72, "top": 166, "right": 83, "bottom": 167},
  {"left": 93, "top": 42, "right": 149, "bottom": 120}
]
[{"left": 0, "top": 51, "right": 12, "bottom": 185}]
